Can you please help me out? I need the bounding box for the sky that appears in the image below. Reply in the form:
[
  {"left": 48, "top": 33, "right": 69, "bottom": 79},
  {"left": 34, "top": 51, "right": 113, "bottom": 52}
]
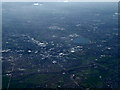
[{"left": 2, "top": 0, "right": 120, "bottom": 2}]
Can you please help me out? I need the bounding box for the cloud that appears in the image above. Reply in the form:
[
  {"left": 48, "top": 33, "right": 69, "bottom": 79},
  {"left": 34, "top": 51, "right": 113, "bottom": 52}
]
[{"left": 2, "top": 0, "right": 119, "bottom": 2}]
